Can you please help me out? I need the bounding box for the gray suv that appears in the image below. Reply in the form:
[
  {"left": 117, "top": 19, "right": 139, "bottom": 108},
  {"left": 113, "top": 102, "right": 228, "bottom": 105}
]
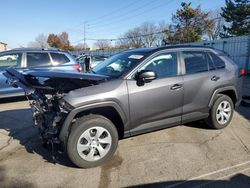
[
  {"left": 4, "top": 46, "right": 244, "bottom": 168},
  {"left": 0, "top": 48, "right": 81, "bottom": 98}
]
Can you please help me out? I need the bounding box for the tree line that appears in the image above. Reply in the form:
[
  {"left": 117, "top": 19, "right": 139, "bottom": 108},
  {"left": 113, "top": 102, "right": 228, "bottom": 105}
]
[{"left": 28, "top": 0, "right": 250, "bottom": 50}]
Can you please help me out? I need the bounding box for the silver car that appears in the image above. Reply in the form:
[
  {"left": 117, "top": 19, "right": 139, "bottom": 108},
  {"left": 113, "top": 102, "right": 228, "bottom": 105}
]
[{"left": 0, "top": 48, "right": 82, "bottom": 98}]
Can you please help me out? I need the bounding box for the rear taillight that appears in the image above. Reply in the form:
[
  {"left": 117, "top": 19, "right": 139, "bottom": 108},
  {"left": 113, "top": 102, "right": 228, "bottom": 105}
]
[
  {"left": 74, "top": 64, "right": 82, "bottom": 72},
  {"left": 240, "top": 68, "right": 245, "bottom": 77}
]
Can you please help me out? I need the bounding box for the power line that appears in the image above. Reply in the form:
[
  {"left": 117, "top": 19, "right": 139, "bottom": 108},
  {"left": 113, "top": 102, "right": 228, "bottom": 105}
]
[
  {"left": 72, "top": 29, "right": 168, "bottom": 44},
  {"left": 71, "top": 15, "right": 224, "bottom": 44},
  {"left": 94, "top": 1, "right": 173, "bottom": 33},
  {"left": 65, "top": 0, "right": 144, "bottom": 32},
  {"left": 88, "top": 0, "right": 145, "bottom": 25},
  {"left": 71, "top": 0, "right": 217, "bottom": 45},
  {"left": 90, "top": 5, "right": 174, "bottom": 33},
  {"left": 88, "top": 0, "right": 160, "bottom": 28},
  {"left": 71, "top": 0, "right": 173, "bottom": 44},
  {"left": 77, "top": 0, "right": 172, "bottom": 35}
]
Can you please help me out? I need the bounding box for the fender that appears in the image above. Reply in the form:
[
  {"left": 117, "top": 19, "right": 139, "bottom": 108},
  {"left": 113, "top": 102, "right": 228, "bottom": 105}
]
[
  {"left": 59, "top": 101, "right": 128, "bottom": 143},
  {"left": 208, "top": 86, "right": 238, "bottom": 108}
]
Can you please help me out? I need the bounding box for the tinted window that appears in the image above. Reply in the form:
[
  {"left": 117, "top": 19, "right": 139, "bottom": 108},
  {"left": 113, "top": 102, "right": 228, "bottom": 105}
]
[
  {"left": 27, "top": 53, "right": 50, "bottom": 67},
  {"left": 50, "top": 53, "right": 70, "bottom": 65},
  {"left": 183, "top": 51, "right": 208, "bottom": 74},
  {"left": 209, "top": 52, "right": 225, "bottom": 69},
  {"left": 140, "top": 52, "right": 177, "bottom": 78},
  {"left": 0, "top": 53, "right": 22, "bottom": 70}
]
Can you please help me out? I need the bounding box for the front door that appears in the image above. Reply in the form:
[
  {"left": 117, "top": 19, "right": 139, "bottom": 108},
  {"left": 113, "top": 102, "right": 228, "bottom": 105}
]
[{"left": 126, "top": 51, "right": 183, "bottom": 135}]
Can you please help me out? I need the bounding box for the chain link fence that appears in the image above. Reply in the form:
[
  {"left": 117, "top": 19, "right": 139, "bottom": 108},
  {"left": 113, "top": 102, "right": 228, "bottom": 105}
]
[
  {"left": 182, "top": 35, "right": 250, "bottom": 72},
  {"left": 72, "top": 35, "right": 250, "bottom": 73},
  {"left": 71, "top": 49, "right": 126, "bottom": 57}
]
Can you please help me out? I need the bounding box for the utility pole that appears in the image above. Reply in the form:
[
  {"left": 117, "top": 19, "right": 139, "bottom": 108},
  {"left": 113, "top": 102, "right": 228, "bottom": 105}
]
[{"left": 83, "top": 21, "right": 87, "bottom": 51}]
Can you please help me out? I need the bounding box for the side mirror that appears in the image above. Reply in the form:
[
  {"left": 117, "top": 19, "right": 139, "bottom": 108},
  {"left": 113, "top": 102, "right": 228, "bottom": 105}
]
[{"left": 135, "top": 70, "right": 157, "bottom": 86}]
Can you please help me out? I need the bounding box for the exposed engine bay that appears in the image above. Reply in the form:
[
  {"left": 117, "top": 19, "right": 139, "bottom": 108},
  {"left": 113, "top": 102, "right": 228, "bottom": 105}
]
[
  {"left": 28, "top": 91, "right": 69, "bottom": 157},
  {"left": 3, "top": 68, "right": 108, "bottom": 159}
]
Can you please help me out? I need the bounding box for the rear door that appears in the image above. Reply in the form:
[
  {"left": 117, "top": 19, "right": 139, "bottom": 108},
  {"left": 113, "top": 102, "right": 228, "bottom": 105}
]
[
  {"left": 25, "top": 52, "right": 51, "bottom": 69},
  {"left": 181, "top": 50, "right": 217, "bottom": 123},
  {"left": 0, "top": 52, "right": 24, "bottom": 97}
]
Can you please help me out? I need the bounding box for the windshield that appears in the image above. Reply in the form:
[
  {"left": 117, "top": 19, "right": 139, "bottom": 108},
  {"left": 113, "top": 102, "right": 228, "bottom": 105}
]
[{"left": 92, "top": 52, "right": 147, "bottom": 78}]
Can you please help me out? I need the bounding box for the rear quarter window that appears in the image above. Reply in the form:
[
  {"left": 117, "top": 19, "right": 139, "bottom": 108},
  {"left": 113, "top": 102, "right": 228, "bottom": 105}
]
[
  {"left": 50, "top": 53, "right": 71, "bottom": 65},
  {"left": 209, "top": 52, "right": 226, "bottom": 69}
]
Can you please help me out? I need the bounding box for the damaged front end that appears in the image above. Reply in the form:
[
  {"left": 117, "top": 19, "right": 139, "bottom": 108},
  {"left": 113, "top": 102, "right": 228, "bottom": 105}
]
[
  {"left": 29, "top": 92, "right": 71, "bottom": 157},
  {"left": 4, "top": 68, "right": 108, "bottom": 159}
]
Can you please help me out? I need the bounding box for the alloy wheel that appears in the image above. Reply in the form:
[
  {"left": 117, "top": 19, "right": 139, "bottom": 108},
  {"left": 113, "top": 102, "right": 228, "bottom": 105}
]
[
  {"left": 77, "top": 126, "right": 112, "bottom": 162},
  {"left": 216, "top": 100, "right": 232, "bottom": 125}
]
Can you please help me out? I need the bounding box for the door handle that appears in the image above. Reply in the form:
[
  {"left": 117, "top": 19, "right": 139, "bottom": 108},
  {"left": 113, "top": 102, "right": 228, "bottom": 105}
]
[
  {"left": 171, "top": 84, "right": 183, "bottom": 90},
  {"left": 211, "top": 76, "right": 220, "bottom": 81}
]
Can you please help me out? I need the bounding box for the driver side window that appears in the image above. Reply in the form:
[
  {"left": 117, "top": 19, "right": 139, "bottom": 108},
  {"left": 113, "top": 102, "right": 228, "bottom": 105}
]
[{"left": 139, "top": 52, "right": 177, "bottom": 78}]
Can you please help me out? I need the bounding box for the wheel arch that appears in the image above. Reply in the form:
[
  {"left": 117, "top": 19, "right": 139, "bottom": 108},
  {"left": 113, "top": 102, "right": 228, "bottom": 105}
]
[
  {"left": 209, "top": 86, "right": 238, "bottom": 108},
  {"left": 59, "top": 101, "right": 128, "bottom": 144}
]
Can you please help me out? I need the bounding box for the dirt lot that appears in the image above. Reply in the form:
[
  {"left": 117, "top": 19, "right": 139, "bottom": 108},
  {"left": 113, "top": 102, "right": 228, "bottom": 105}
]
[{"left": 0, "top": 97, "right": 250, "bottom": 188}]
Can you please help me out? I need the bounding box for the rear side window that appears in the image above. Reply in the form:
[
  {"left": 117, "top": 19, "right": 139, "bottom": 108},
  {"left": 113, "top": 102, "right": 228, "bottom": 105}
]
[
  {"left": 50, "top": 53, "right": 70, "bottom": 65},
  {"left": 183, "top": 51, "right": 208, "bottom": 74},
  {"left": 209, "top": 52, "right": 225, "bottom": 69},
  {"left": 27, "top": 53, "right": 51, "bottom": 67}
]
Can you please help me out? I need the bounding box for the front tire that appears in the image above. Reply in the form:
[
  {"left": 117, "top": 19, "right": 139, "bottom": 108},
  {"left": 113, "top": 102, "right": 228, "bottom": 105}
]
[
  {"left": 206, "top": 95, "right": 234, "bottom": 129},
  {"left": 67, "top": 115, "right": 118, "bottom": 168}
]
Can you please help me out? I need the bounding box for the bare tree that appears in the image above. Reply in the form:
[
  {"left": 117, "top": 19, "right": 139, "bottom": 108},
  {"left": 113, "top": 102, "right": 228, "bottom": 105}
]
[
  {"left": 155, "top": 21, "right": 169, "bottom": 46},
  {"left": 117, "top": 21, "right": 170, "bottom": 49},
  {"left": 207, "top": 9, "right": 225, "bottom": 40},
  {"left": 28, "top": 34, "right": 49, "bottom": 48},
  {"left": 74, "top": 43, "right": 89, "bottom": 50},
  {"left": 115, "top": 36, "right": 130, "bottom": 49},
  {"left": 126, "top": 27, "right": 144, "bottom": 48},
  {"left": 93, "top": 39, "right": 112, "bottom": 50},
  {"left": 140, "top": 22, "right": 157, "bottom": 47},
  {"left": 117, "top": 27, "right": 144, "bottom": 49},
  {"left": 59, "top": 32, "right": 70, "bottom": 47}
]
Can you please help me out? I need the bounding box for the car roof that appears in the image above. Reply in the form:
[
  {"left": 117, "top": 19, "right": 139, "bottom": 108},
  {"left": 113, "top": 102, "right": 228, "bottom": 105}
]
[{"left": 0, "top": 48, "right": 69, "bottom": 54}]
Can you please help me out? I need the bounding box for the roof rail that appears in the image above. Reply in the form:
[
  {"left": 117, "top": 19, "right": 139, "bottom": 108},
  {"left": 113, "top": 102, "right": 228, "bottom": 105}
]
[{"left": 9, "top": 47, "right": 65, "bottom": 51}]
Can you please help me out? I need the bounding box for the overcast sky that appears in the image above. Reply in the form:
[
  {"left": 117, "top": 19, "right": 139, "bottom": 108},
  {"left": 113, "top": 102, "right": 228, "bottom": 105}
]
[{"left": 1, "top": 0, "right": 225, "bottom": 48}]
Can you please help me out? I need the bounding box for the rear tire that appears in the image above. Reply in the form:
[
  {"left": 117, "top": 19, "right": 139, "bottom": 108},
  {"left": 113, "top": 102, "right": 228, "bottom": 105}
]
[
  {"left": 67, "top": 114, "right": 118, "bottom": 168},
  {"left": 206, "top": 95, "right": 234, "bottom": 129}
]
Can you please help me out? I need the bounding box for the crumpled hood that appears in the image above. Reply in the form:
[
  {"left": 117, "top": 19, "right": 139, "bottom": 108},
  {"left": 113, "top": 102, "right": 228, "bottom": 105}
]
[
  {"left": 27, "top": 71, "right": 109, "bottom": 81},
  {"left": 3, "top": 67, "right": 109, "bottom": 93}
]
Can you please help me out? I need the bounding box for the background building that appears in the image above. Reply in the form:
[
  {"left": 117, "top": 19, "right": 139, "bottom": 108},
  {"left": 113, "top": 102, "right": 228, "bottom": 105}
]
[{"left": 0, "top": 42, "right": 7, "bottom": 51}]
